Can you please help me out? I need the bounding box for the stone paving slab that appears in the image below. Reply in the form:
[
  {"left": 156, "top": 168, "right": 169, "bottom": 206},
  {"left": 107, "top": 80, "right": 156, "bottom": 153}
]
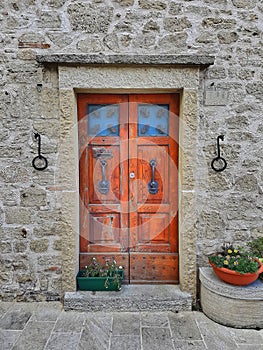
[{"left": 0, "top": 302, "right": 263, "bottom": 350}]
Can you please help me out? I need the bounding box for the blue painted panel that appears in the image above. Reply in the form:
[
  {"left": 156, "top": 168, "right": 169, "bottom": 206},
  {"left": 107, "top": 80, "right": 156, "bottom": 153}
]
[
  {"left": 88, "top": 104, "right": 119, "bottom": 136},
  {"left": 138, "top": 104, "right": 169, "bottom": 136}
]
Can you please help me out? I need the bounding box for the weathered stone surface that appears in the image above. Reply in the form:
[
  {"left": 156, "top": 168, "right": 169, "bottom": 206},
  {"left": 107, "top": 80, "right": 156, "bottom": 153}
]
[
  {"left": 202, "top": 17, "right": 236, "bottom": 29},
  {"left": 113, "top": 0, "right": 134, "bottom": 6},
  {"left": 158, "top": 33, "right": 188, "bottom": 50},
  {"left": 20, "top": 187, "right": 46, "bottom": 207},
  {"left": 64, "top": 285, "right": 192, "bottom": 312},
  {"left": 232, "top": 0, "right": 257, "bottom": 9},
  {"left": 164, "top": 17, "right": 192, "bottom": 32},
  {"left": 218, "top": 31, "right": 238, "bottom": 44},
  {"left": 138, "top": 0, "right": 167, "bottom": 10},
  {"left": 5, "top": 208, "right": 33, "bottom": 225},
  {"left": 30, "top": 239, "right": 49, "bottom": 253},
  {"left": 200, "top": 268, "right": 263, "bottom": 328},
  {"left": 37, "top": 53, "right": 215, "bottom": 66},
  {"left": 67, "top": 3, "right": 114, "bottom": 33},
  {"left": 39, "top": 11, "right": 61, "bottom": 28},
  {"left": 234, "top": 174, "right": 258, "bottom": 192},
  {"left": 47, "top": 0, "right": 67, "bottom": 8},
  {"left": 246, "top": 82, "right": 263, "bottom": 100},
  {"left": 142, "top": 328, "right": 174, "bottom": 350},
  {"left": 77, "top": 37, "right": 103, "bottom": 53},
  {"left": 143, "top": 20, "right": 160, "bottom": 33}
]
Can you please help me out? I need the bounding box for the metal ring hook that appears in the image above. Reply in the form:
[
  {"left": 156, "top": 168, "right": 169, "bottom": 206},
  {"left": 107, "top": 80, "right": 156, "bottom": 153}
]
[
  {"left": 211, "top": 135, "right": 227, "bottom": 172},
  {"left": 32, "top": 132, "right": 48, "bottom": 171}
]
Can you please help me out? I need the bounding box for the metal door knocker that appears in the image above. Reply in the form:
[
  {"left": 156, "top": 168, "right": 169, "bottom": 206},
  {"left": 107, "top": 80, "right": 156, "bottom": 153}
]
[
  {"left": 98, "top": 159, "right": 110, "bottom": 194},
  {"left": 148, "top": 159, "right": 159, "bottom": 194},
  {"left": 211, "top": 135, "right": 227, "bottom": 172},
  {"left": 32, "top": 133, "right": 48, "bottom": 171}
]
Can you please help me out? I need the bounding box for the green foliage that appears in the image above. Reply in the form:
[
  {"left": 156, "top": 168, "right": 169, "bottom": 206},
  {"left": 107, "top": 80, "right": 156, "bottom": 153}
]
[
  {"left": 209, "top": 243, "right": 260, "bottom": 274},
  {"left": 248, "top": 238, "right": 263, "bottom": 280},
  {"left": 79, "top": 257, "right": 124, "bottom": 290},
  {"left": 248, "top": 237, "right": 263, "bottom": 257}
]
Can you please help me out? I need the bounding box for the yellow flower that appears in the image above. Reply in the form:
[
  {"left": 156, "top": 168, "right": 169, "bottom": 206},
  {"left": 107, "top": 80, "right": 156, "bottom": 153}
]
[
  {"left": 234, "top": 261, "right": 238, "bottom": 266},
  {"left": 234, "top": 249, "right": 238, "bottom": 253},
  {"left": 224, "top": 260, "right": 229, "bottom": 265},
  {"left": 227, "top": 249, "right": 233, "bottom": 254}
]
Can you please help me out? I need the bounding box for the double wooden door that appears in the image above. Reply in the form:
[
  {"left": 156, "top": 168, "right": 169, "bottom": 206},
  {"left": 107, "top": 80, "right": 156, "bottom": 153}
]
[{"left": 78, "top": 94, "right": 179, "bottom": 283}]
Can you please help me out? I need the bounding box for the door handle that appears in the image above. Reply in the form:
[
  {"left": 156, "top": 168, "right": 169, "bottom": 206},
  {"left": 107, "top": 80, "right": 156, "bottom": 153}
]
[
  {"left": 98, "top": 159, "right": 110, "bottom": 194},
  {"left": 148, "top": 159, "right": 158, "bottom": 195}
]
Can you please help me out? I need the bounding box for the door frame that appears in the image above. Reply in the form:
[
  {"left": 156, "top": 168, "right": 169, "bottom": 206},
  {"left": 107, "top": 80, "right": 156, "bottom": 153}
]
[{"left": 56, "top": 63, "right": 207, "bottom": 303}]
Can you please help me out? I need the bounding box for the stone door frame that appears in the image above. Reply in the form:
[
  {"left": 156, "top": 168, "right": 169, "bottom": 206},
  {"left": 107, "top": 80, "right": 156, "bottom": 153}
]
[{"left": 38, "top": 54, "right": 215, "bottom": 302}]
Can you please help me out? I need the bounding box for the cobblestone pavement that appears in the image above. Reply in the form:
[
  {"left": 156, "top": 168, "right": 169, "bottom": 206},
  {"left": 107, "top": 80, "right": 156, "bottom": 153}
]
[{"left": 0, "top": 302, "right": 263, "bottom": 350}]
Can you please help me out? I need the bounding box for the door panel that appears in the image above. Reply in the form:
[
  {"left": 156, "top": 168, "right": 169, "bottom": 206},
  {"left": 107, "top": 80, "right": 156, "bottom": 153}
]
[
  {"left": 78, "top": 94, "right": 129, "bottom": 278},
  {"left": 78, "top": 93, "right": 179, "bottom": 284},
  {"left": 128, "top": 94, "right": 179, "bottom": 283}
]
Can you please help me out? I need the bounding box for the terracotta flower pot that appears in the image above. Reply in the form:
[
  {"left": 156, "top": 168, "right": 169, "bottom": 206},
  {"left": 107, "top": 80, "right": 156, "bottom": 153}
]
[{"left": 209, "top": 259, "right": 263, "bottom": 286}]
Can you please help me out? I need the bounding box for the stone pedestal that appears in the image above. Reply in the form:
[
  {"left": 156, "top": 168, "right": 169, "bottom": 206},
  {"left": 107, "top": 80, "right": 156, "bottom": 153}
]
[{"left": 199, "top": 267, "right": 263, "bottom": 329}]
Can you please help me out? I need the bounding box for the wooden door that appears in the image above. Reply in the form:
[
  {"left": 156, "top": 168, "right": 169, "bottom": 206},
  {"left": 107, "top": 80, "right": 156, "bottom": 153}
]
[{"left": 78, "top": 93, "right": 179, "bottom": 284}]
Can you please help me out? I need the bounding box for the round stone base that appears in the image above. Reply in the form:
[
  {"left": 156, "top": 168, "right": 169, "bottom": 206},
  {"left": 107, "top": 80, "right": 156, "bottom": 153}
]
[{"left": 199, "top": 267, "right": 263, "bottom": 329}]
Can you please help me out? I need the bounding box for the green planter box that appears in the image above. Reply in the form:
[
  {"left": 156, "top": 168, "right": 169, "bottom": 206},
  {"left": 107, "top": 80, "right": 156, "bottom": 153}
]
[{"left": 77, "top": 270, "right": 124, "bottom": 291}]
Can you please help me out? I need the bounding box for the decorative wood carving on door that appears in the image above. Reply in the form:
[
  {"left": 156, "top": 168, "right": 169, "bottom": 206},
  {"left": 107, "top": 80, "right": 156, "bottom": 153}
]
[{"left": 78, "top": 94, "right": 179, "bottom": 283}]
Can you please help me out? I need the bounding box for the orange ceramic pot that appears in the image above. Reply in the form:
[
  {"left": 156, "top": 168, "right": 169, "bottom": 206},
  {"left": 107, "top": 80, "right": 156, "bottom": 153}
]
[{"left": 209, "top": 259, "right": 263, "bottom": 286}]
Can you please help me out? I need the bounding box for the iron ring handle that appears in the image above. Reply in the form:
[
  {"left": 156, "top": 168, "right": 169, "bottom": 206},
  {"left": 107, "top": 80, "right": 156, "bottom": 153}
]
[
  {"left": 32, "top": 155, "right": 48, "bottom": 171},
  {"left": 211, "top": 157, "right": 227, "bottom": 172},
  {"left": 148, "top": 159, "right": 159, "bottom": 194}
]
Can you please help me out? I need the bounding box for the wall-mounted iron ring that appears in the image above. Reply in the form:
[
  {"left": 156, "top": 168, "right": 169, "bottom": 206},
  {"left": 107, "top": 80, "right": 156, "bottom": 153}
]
[
  {"left": 211, "top": 135, "right": 227, "bottom": 172},
  {"left": 32, "top": 133, "right": 48, "bottom": 171}
]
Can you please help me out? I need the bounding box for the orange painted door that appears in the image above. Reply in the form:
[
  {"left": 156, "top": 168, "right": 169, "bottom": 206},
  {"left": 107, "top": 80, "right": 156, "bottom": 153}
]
[{"left": 78, "top": 94, "right": 179, "bottom": 283}]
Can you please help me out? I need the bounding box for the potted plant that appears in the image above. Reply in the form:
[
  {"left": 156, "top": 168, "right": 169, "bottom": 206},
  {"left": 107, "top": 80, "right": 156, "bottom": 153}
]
[
  {"left": 77, "top": 257, "right": 124, "bottom": 291},
  {"left": 208, "top": 243, "right": 263, "bottom": 286}
]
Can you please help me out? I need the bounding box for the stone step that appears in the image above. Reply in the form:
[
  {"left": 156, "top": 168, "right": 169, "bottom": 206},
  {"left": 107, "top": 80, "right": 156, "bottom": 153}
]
[{"left": 64, "top": 285, "right": 192, "bottom": 312}]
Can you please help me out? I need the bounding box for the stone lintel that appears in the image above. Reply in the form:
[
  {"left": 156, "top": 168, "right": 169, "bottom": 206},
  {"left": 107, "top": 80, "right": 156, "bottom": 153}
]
[{"left": 36, "top": 54, "right": 215, "bottom": 67}]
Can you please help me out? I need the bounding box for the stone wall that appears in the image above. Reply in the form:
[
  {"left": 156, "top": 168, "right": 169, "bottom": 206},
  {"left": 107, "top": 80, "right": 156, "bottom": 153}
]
[{"left": 0, "top": 0, "right": 262, "bottom": 301}]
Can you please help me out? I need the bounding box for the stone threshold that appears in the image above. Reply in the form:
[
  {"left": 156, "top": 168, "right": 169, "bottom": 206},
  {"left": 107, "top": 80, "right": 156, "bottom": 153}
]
[
  {"left": 36, "top": 53, "right": 215, "bottom": 67},
  {"left": 64, "top": 284, "right": 192, "bottom": 312}
]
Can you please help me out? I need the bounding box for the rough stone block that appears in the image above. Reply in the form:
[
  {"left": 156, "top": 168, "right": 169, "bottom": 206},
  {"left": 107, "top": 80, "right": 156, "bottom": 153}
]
[
  {"left": 138, "top": 0, "right": 167, "bottom": 10},
  {"left": 67, "top": 3, "right": 113, "bottom": 33},
  {"left": 164, "top": 17, "right": 192, "bottom": 32},
  {"left": 20, "top": 187, "right": 46, "bottom": 207},
  {"left": 5, "top": 208, "right": 33, "bottom": 225},
  {"left": 30, "top": 239, "right": 49, "bottom": 253}
]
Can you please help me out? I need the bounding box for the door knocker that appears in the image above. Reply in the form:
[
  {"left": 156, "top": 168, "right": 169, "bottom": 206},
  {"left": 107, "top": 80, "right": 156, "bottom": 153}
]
[
  {"left": 211, "top": 135, "right": 227, "bottom": 172},
  {"left": 148, "top": 159, "right": 159, "bottom": 194},
  {"left": 32, "top": 132, "right": 48, "bottom": 171},
  {"left": 98, "top": 159, "right": 110, "bottom": 194}
]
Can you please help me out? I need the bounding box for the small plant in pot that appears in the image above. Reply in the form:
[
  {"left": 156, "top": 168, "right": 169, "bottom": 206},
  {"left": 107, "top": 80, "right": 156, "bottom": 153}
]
[
  {"left": 77, "top": 257, "right": 124, "bottom": 291},
  {"left": 208, "top": 243, "right": 263, "bottom": 286}
]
